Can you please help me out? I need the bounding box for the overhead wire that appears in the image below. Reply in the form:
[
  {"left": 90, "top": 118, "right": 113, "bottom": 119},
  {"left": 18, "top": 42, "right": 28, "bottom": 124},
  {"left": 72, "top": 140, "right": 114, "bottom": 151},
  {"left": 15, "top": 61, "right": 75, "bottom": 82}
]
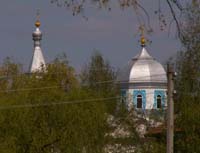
[
  {"left": 0, "top": 86, "right": 60, "bottom": 93},
  {"left": 0, "top": 96, "right": 120, "bottom": 110},
  {"left": 0, "top": 91, "right": 168, "bottom": 110},
  {"left": 95, "top": 73, "right": 167, "bottom": 84},
  {"left": 0, "top": 62, "right": 168, "bottom": 79},
  {"left": 0, "top": 70, "right": 168, "bottom": 110},
  {"left": 0, "top": 74, "right": 167, "bottom": 93}
]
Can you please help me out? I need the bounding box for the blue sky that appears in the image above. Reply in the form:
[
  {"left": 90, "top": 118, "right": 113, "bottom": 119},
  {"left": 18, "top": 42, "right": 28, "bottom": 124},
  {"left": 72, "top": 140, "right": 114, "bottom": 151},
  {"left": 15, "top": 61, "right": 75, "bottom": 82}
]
[{"left": 0, "top": 0, "right": 181, "bottom": 72}]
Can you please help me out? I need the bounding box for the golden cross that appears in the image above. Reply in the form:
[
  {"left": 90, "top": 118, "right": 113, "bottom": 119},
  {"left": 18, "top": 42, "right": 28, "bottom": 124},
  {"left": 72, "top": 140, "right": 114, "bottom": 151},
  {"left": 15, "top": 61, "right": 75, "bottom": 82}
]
[
  {"left": 35, "top": 9, "right": 41, "bottom": 27},
  {"left": 36, "top": 9, "right": 40, "bottom": 21},
  {"left": 139, "top": 25, "right": 146, "bottom": 47},
  {"left": 139, "top": 25, "right": 145, "bottom": 37}
]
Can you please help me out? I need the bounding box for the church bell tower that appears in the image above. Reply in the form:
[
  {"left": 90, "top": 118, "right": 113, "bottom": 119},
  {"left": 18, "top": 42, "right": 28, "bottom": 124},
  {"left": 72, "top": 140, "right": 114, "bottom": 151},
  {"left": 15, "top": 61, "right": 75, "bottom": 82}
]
[{"left": 29, "top": 12, "right": 46, "bottom": 73}]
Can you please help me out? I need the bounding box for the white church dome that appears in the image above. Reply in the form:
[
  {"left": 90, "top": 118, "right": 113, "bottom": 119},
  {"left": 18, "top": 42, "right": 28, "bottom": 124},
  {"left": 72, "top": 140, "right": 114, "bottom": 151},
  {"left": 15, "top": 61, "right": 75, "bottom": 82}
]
[
  {"left": 119, "top": 32, "right": 167, "bottom": 110},
  {"left": 119, "top": 47, "right": 167, "bottom": 85}
]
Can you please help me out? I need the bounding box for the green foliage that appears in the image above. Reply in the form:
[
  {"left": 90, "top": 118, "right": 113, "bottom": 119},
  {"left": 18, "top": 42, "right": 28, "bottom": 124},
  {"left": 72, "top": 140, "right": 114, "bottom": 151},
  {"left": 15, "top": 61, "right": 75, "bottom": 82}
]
[
  {"left": 175, "top": 100, "right": 200, "bottom": 153},
  {"left": 0, "top": 56, "right": 109, "bottom": 153},
  {"left": 135, "top": 141, "right": 165, "bottom": 153},
  {"left": 80, "top": 51, "right": 118, "bottom": 114},
  {"left": 173, "top": 3, "right": 200, "bottom": 153}
]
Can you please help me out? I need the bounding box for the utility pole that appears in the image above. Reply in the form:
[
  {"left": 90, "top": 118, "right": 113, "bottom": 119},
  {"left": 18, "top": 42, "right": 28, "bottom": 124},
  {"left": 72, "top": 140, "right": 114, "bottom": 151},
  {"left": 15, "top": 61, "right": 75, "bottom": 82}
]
[{"left": 167, "top": 64, "right": 174, "bottom": 153}]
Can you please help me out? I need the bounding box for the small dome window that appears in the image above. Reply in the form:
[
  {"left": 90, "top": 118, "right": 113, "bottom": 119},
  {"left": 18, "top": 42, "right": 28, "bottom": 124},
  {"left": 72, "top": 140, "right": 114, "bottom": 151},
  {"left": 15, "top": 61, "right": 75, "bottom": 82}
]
[
  {"left": 157, "top": 95, "right": 162, "bottom": 108},
  {"left": 137, "top": 95, "right": 142, "bottom": 108}
]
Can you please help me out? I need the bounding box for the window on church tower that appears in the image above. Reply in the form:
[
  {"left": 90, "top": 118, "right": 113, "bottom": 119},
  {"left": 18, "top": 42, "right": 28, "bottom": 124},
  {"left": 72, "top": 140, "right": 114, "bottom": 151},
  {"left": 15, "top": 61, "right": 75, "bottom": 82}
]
[
  {"left": 137, "top": 95, "right": 142, "bottom": 108},
  {"left": 157, "top": 95, "right": 162, "bottom": 108}
]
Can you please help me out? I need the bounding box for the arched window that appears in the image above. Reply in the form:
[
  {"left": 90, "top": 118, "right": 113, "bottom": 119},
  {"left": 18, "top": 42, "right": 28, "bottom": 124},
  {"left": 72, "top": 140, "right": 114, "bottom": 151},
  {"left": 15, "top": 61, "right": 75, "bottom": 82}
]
[
  {"left": 137, "top": 95, "right": 142, "bottom": 108},
  {"left": 157, "top": 95, "right": 162, "bottom": 108}
]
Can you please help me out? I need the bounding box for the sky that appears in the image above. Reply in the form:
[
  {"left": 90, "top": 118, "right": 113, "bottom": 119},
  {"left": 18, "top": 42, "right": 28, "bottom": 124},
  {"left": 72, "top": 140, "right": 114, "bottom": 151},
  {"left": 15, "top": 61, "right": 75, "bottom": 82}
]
[{"left": 0, "top": 0, "right": 181, "bottom": 72}]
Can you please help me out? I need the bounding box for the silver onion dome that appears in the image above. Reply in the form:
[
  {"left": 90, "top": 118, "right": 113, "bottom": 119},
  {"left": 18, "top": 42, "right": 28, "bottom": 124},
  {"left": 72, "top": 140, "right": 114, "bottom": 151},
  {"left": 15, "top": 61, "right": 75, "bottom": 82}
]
[
  {"left": 32, "top": 28, "right": 42, "bottom": 47},
  {"left": 118, "top": 47, "right": 167, "bottom": 88}
]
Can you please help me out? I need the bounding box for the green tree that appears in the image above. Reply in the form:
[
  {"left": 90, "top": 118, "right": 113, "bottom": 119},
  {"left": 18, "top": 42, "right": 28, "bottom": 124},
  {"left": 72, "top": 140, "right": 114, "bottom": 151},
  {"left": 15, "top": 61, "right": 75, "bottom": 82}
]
[
  {"left": 80, "top": 51, "right": 118, "bottom": 114},
  {"left": 0, "top": 56, "right": 108, "bottom": 153},
  {"left": 173, "top": 2, "right": 200, "bottom": 153}
]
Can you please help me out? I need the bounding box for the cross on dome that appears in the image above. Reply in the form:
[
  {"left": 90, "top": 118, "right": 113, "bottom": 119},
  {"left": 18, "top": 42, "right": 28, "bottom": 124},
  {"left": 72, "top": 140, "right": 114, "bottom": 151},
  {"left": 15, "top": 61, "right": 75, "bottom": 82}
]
[{"left": 139, "top": 25, "right": 146, "bottom": 47}]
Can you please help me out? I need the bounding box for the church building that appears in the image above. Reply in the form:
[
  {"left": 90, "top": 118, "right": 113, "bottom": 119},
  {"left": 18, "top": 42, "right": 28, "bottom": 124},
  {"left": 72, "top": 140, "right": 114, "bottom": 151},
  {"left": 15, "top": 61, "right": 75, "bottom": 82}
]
[{"left": 118, "top": 34, "right": 167, "bottom": 110}]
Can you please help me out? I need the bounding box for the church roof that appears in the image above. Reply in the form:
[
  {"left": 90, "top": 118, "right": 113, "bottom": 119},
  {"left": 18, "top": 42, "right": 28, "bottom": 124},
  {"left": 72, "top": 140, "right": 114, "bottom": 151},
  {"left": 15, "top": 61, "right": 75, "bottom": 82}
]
[
  {"left": 118, "top": 47, "right": 167, "bottom": 85},
  {"left": 30, "top": 46, "right": 46, "bottom": 72}
]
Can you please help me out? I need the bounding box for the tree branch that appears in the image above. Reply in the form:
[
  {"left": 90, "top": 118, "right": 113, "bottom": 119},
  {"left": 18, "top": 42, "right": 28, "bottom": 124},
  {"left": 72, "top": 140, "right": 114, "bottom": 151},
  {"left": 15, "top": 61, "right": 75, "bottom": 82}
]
[
  {"left": 136, "top": 1, "right": 152, "bottom": 32},
  {"left": 166, "top": 0, "right": 181, "bottom": 38}
]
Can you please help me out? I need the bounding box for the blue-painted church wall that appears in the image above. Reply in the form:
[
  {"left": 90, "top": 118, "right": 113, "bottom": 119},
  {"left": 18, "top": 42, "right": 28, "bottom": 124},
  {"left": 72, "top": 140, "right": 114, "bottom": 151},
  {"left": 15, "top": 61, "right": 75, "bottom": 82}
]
[{"left": 153, "top": 90, "right": 165, "bottom": 109}]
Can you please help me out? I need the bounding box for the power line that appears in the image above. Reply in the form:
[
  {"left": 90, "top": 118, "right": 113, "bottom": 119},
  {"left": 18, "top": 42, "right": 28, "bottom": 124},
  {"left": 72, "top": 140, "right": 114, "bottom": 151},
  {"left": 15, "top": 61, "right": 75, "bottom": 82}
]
[
  {"left": 0, "top": 72, "right": 167, "bottom": 81},
  {"left": 82, "top": 74, "right": 167, "bottom": 85},
  {"left": 0, "top": 67, "right": 117, "bottom": 79},
  {"left": 0, "top": 86, "right": 59, "bottom": 93},
  {"left": 0, "top": 62, "right": 168, "bottom": 79},
  {"left": 0, "top": 90, "right": 168, "bottom": 110},
  {"left": 0, "top": 74, "right": 167, "bottom": 93},
  {"left": 0, "top": 96, "right": 120, "bottom": 110}
]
